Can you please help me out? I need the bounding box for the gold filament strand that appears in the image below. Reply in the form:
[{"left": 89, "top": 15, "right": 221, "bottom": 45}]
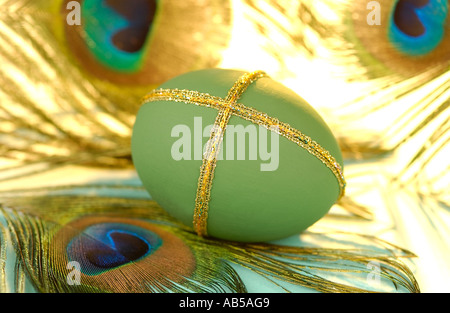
[{"left": 193, "top": 71, "right": 268, "bottom": 236}]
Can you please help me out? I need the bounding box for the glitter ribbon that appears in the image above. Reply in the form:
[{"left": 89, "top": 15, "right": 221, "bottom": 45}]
[{"left": 141, "top": 71, "right": 346, "bottom": 237}]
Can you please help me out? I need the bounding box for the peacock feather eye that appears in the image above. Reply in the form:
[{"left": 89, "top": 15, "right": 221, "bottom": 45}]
[
  {"left": 50, "top": 216, "right": 197, "bottom": 292},
  {"left": 350, "top": 0, "right": 450, "bottom": 77},
  {"left": 66, "top": 222, "right": 161, "bottom": 275},
  {"left": 389, "top": 0, "right": 448, "bottom": 56},
  {"left": 81, "top": 0, "right": 158, "bottom": 73},
  {"left": 61, "top": 0, "right": 232, "bottom": 85}
]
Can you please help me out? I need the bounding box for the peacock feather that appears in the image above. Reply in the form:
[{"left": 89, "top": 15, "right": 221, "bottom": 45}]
[
  {"left": 0, "top": 188, "right": 420, "bottom": 293},
  {"left": 290, "top": 0, "right": 450, "bottom": 278},
  {"left": 0, "top": 0, "right": 232, "bottom": 180},
  {"left": 60, "top": 0, "right": 232, "bottom": 85},
  {"left": 347, "top": 0, "right": 449, "bottom": 78},
  {"left": 311, "top": 0, "right": 450, "bottom": 216},
  {"left": 305, "top": 0, "right": 450, "bottom": 157}
]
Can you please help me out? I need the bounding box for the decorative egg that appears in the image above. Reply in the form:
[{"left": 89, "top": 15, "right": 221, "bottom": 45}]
[{"left": 131, "top": 69, "right": 345, "bottom": 242}]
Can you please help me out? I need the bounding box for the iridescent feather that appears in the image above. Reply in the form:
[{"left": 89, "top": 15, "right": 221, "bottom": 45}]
[
  {"left": 313, "top": 0, "right": 450, "bottom": 217},
  {"left": 0, "top": 0, "right": 232, "bottom": 179},
  {"left": 0, "top": 189, "right": 420, "bottom": 293},
  {"left": 235, "top": 0, "right": 449, "bottom": 158},
  {"left": 307, "top": 0, "right": 450, "bottom": 159},
  {"left": 287, "top": 0, "right": 450, "bottom": 252}
]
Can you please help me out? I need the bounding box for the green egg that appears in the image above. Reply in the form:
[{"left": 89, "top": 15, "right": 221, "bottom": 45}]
[{"left": 131, "top": 68, "right": 344, "bottom": 242}]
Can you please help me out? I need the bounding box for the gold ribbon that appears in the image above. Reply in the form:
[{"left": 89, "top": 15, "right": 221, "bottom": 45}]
[{"left": 141, "top": 71, "right": 346, "bottom": 237}]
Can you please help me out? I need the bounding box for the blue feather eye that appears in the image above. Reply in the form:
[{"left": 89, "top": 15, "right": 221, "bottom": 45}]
[
  {"left": 81, "top": 0, "right": 157, "bottom": 73},
  {"left": 48, "top": 215, "right": 199, "bottom": 292},
  {"left": 350, "top": 0, "right": 449, "bottom": 77},
  {"left": 61, "top": 0, "right": 232, "bottom": 85},
  {"left": 389, "top": 0, "right": 449, "bottom": 56},
  {"left": 67, "top": 222, "right": 162, "bottom": 275}
]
